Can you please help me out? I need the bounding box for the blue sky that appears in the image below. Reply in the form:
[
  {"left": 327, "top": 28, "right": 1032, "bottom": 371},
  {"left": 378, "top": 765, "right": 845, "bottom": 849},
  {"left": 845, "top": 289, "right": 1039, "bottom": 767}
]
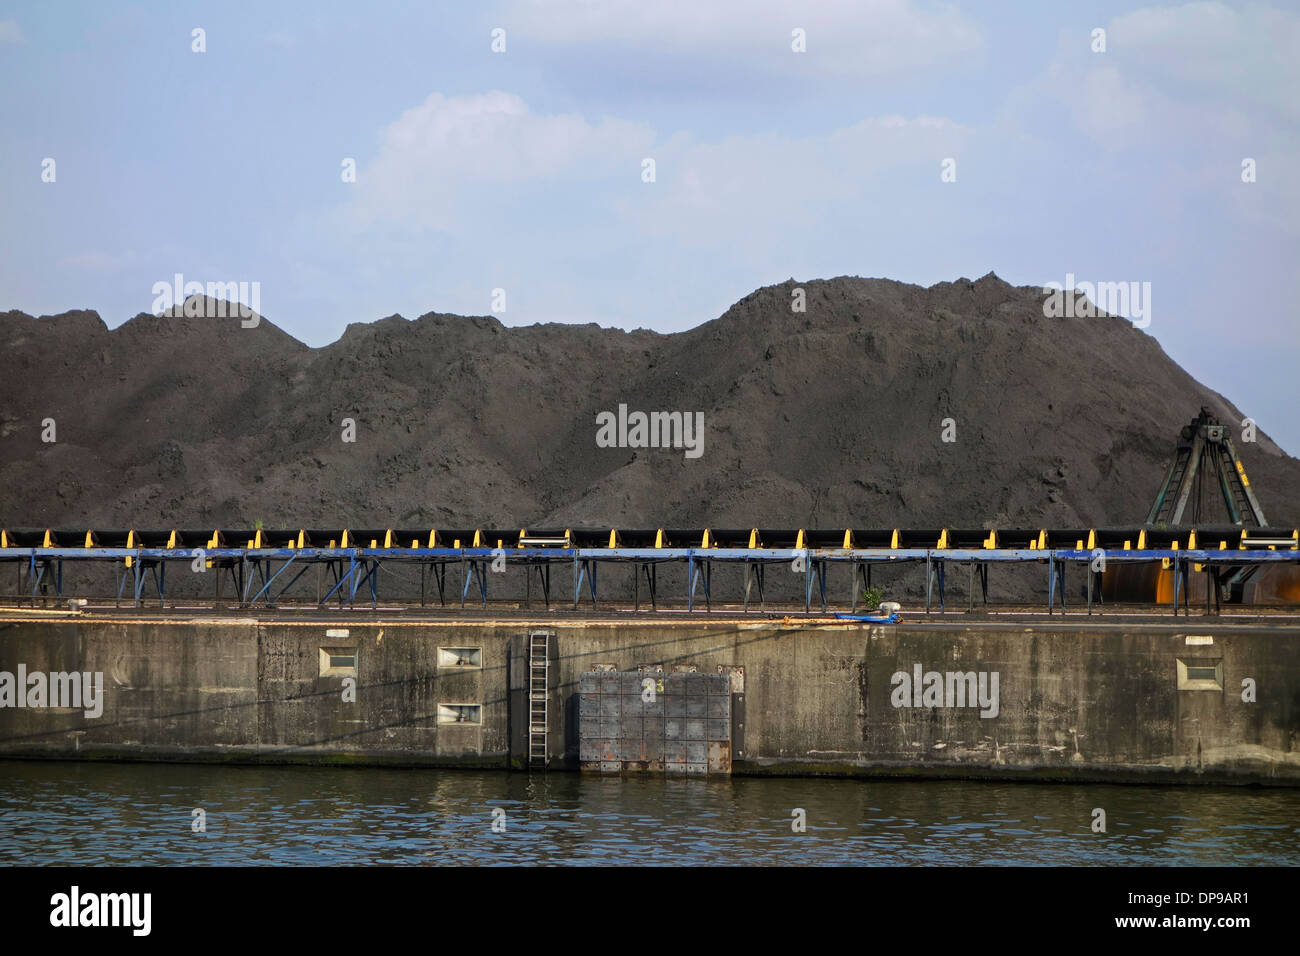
[{"left": 2, "top": 1, "right": 1297, "bottom": 451}]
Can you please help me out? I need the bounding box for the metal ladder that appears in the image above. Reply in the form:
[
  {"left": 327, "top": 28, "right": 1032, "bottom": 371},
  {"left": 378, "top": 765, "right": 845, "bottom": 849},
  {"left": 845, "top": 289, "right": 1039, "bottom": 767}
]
[
  {"left": 1211, "top": 440, "right": 1261, "bottom": 526},
  {"left": 528, "top": 631, "right": 550, "bottom": 768},
  {"left": 1149, "top": 445, "right": 1192, "bottom": 527}
]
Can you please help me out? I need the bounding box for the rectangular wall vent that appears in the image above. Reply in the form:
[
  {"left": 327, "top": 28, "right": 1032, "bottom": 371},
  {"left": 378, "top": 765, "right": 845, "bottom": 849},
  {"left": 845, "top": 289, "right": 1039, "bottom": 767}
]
[
  {"left": 319, "top": 646, "right": 357, "bottom": 676},
  {"left": 437, "top": 703, "right": 482, "bottom": 725},
  {"left": 437, "top": 646, "right": 482, "bottom": 669},
  {"left": 1177, "top": 658, "right": 1223, "bottom": 691}
]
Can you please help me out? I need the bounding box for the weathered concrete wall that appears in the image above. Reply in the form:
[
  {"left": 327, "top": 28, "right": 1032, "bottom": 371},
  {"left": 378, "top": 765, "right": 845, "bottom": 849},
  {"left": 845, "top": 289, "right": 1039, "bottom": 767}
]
[
  {"left": 0, "top": 618, "right": 513, "bottom": 766},
  {"left": 0, "top": 614, "right": 1296, "bottom": 783}
]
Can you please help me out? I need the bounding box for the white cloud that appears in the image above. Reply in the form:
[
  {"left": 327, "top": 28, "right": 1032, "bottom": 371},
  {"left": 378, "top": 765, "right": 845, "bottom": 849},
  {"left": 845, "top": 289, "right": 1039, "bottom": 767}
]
[
  {"left": 1069, "top": 65, "right": 1149, "bottom": 141},
  {"left": 1110, "top": 1, "right": 1300, "bottom": 123},
  {"left": 618, "top": 115, "right": 971, "bottom": 247},
  {"left": 339, "top": 89, "right": 970, "bottom": 252},
  {"left": 1014, "top": 2, "right": 1300, "bottom": 143},
  {"left": 502, "top": 0, "right": 982, "bottom": 79},
  {"left": 323, "top": 89, "right": 973, "bottom": 334},
  {"left": 997, "top": 2, "right": 1300, "bottom": 235},
  {"left": 344, "top": 91, "right": 655, "bottom": 231},
  {"left": 0, "top": 20, "right": 24, "bottom": 44}
]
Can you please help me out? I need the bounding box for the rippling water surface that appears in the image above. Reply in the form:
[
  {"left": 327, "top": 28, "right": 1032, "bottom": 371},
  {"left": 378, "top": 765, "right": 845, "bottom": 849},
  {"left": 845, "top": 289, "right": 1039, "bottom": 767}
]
[{"left": 1, "top": 760, "right": 1297, "bottom": 866}]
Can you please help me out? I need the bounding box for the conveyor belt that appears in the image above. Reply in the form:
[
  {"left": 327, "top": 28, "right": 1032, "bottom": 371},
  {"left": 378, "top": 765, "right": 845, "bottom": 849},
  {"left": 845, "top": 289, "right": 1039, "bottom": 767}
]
[{"left": 2, "top": 524, "right": 1296, "bottom": 614}]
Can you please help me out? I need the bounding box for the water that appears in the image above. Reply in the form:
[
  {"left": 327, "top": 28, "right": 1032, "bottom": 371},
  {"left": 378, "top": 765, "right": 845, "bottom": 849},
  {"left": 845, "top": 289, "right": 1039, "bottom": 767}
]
[{"left": 1, "top": 760, "right": 1297, "bottom": 866}]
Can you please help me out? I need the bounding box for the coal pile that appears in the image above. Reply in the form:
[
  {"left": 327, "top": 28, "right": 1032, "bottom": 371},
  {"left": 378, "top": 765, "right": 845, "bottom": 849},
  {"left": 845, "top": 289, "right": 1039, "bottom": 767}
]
[{"left": 3, "top": 272, "right": 1298, "bottom": 536}]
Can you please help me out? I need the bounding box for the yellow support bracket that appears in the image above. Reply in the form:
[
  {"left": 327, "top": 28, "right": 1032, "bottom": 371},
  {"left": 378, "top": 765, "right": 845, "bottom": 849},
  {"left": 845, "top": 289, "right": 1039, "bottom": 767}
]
[
  {"left": 43, "top": 529, "right": 56, "bottom": 548},
  {"left": 748, "top": 529, "right": 761, "bottom": 550},
  {"left": 936, "top": 529, "right": 949, "bottom": 550},
  {"left": 608, "top": 530, "right": 619, "bottom": 549},
  {"left": 842, "top": 529, "right": 854, "bottom": 549},
  {"left": 890, "top": 529, "right": 900, "bottom": 550},
  {"left": 655, "top": 529, "right": 666, "bottom": 549},
  {"left": 983, "top": 530, "right": 998, "bottom": 549},
  {"left": 795, "top": 529, "right": 806, "bottom": 550}
]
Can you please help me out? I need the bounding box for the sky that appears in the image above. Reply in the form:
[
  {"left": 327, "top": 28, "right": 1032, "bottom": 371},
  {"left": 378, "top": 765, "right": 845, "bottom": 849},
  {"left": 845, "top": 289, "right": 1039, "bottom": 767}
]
[{"left": 1, "top": 1, "right": 1297, "bottom": 452}]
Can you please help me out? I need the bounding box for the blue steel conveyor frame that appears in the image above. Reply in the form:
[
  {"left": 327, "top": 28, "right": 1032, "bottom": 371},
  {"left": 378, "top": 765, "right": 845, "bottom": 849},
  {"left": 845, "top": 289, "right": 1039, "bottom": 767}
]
[{"left": 2, "top": 525, "right": 1297, "bottom": 616}]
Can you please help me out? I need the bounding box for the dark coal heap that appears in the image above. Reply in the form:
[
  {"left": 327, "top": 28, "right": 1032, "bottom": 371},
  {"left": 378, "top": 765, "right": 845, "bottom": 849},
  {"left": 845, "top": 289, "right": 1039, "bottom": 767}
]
[{"left": 3, "top": 274, "right": 1298, "bottom": 531}]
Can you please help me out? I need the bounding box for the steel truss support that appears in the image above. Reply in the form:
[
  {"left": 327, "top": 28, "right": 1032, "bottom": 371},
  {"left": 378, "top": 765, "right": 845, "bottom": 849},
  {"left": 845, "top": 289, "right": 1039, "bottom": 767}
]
[
  {"left": 319, "top": 553, "right": 360, "bottom": 608},
  {"left": 688, "top": 555, "right": 712, "bottom": 612},
  {"left": 240, "top": 556, "right": 273, "bottom": 608},
  {"left": 1047, "top": 555, "right": 1067, "bottom": 614},
  {"left": 1171, "top": 554, "right": 1191, "bottom": 617},
  {"left": 525, "top": 562, "right": 551, "bottom": 610},
  {"left": 419, "top": 561, "right": 448, "bottom": 607},
  {"left": 461, "top": 558, "right": 487, "bottom": 609},
  {"left": 115, "top": 555, "right": 163, "bottom": 609},
  {"left": 802, "top": 558, "right": 827, "bottom": 613},
  {"left": 25, "top": 554, "right": 63, "bottom": 607},
  {"left": 925, "top": 557, "right": 946, "bottom": 613},
  {"left": 744, "top": 560, "right": 766, "bottom": 612},
  {"left": 635, "top": 562, "right": 657, "bottom": 611},
  {"left": 850, "top": 560, "right": 871, "bottom": 613},
  {"left": 572, "top": 557, "right": 597, "bottom": 610},
  {"left": 243, "top": 554, "right": 312, "bottom": 607},
  {"left": 213, "top": 560, "right": 242, "bottom": 605},
  {"left": 965, "top": 561, "right": 990, "bottom": 613}
]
